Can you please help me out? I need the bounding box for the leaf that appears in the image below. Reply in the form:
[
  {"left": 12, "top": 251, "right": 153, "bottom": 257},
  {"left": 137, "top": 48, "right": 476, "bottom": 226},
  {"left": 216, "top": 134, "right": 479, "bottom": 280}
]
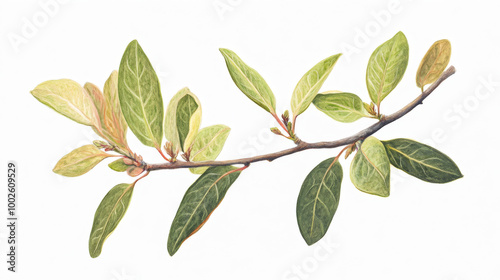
[
  {"left": 103, "top": 70, "right": 129, "bottom": 148},
  {"left": 84, "top": 82, "right": 106, "bottom": 121},
  {"left": 164, "top": 87, "right": 202, "bottom": 152},
  {"left": 313, "top": 91, "right": 371, "bottom": 123},
  {"left": 291, "top": 54, "right": 342, "bottom": 117},
  {"left": 366, "top": 31, "right": 409, "bottom": 106},
  {"left": 189, "top": 125, "right": 231, "bottom": 174},
  {"left": 416, "top": 39, "right": 451, "bottom": 89},
  {"left": 177, "top": 94, "right": 202, "bottom": 151},
  {"left": 383, "top": 138, "right": 462, "bottom": 183},
  {"left": 219, "top": 48, "right": 276, "bottom": 113},
  {"left": 108, "top": 158, "right": 129, "bottom": 172},
  {"left": 84, "top": 82, "right": 115, "bottom": 141},
  {"left": 350, "top": 137, "right": 391, "bottom": 197},
  {"left": 31, "top": 79, "right": 100, "bottom": 127},
  {"left": 177, "top": 94, "right": 201, "bottom": 150},
  {"left": 167, "top": 166, "right": 241, "bottom": 256},
  {"left": 118, "top": 40, "right": 164, "bottom": 148},
  {"left": 53, "top": 145, "right": 110, "bottom": 177},
  {"left": 296, "top": 157, "right": 343, "bottom": 245},
  {"left": 89, "top": 183, "right": 135, "bottom": 258}
]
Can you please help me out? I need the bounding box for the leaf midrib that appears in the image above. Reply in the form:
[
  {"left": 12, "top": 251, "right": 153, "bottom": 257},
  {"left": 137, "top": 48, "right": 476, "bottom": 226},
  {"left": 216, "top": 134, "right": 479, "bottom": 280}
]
[
  {"left": 309, "top": 160, "right": 337, "bottom": 238},
  {"left": 42, "top": 91, "right": 93, "bottom": 125},
  {"left": 294, "top": 59, "right": 336, "bottom": 114},
  {"left": 375, "top": 40, "right": 397, "bottom": 105},
  {"left": 324, "top": 99, "right": 367, "bottom": 118},
  {"left": 420, "top": 43, "right": 448, "bottom": 86},
  {"left": 126, "top": 42, "right": 158, "bottom": 147},
  {"left": 191, "top": 127, "right": 229, "bottom": 160},
  {"left": 224, "top": 52, "right": 274, "bottom": 113},
  {"left": 360, "top": 147, "right": 387, "bottom": 183},
  {"left": 91, "top": 184, "right": 133, "bottom": 256},
  {"left": 173, "top": 170, "right": 234, "bottom": 249},
  {"left": 386, "top": 145, "right": 459, "bottom": 176},
  {"left": 56, "top": 151, "right": 107, "bottom": 170}
]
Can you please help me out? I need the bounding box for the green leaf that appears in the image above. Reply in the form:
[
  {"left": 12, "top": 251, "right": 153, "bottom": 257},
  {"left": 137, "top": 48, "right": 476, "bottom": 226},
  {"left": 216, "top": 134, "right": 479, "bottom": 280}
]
[
  {"left": 189, "top": 125, "right": 231, "bottom": 174},
  {"left": 108, "top": 158, "right": 130, "bottom": 172},
  {"left": 296, "top": 157, "right": 343, "bottom": 245},
  {"left": 366, "top": 31, "right": 409, "bottom": 106},
  {"left": 118, "top": 40, "right": 164, "bottom": 148},
  {"left": 416, "top": 39, "right": 451, "bottom": 89},
  {"left": 176, "top": 94, "right": 202, "bottom": 151},
  {"left": 167, "top": 166, "right": 241, "bottom": 256},
  {"left": 350, "top": 137, "right": 390, "bottom": 197},
  {"left": 89, "top": 183, "right": 135, "bottom": 258},
  {"left": 313, "top": 91, "right": 371, "bottom": 123},
  {"left": 219, "top": 48, "right": 276, "bottom": 113},
  {"left": 164, "top": 87, "right": 202, "bottom": 152},
  {"left": 291, "top": 54, "right": 342, "bottom": 117},
  {"left": 31, "top": 79, "right": 100, "bottom": 127},
  {"left": 382, "top": 138, "right": 462, "bottom": 183},
  {"left": 53, "top": 145, "right": 110, "bottom": 177}
]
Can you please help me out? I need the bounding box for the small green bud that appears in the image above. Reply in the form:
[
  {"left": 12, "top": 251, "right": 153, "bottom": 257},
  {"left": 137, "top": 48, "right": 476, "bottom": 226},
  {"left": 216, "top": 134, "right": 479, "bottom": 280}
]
[
  {"left": 270, "top": 127, "right": 282, "bottom": 135},
  {"left": 344, "top": 145, "right": 356, "bottom": 159},
  {"left": 93, "top": 140, "right": 109, "bottom": 149},
  {"left": 282, "top": 110, "right": 290, "bottom": 124}
]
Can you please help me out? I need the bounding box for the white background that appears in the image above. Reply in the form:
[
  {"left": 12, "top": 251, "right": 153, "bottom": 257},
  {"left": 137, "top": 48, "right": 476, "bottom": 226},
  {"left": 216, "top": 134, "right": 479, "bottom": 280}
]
[{"left": 1, "top": 0, "right": 499, "bottom": 279}]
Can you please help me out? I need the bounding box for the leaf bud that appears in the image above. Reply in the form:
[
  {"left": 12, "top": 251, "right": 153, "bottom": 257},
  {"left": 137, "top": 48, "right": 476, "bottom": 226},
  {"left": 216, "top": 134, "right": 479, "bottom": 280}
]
[
  {"left": 93, "top": 140, "right": 110, "bottom": 149},
  {"left": 270, "top": 127, "right": 282, "bottom": 136},
  {"left": 344, "top": 145, "right": 356, "bottom": 159},
  {"left": 282, "top": 110, "right": 290, "bottom": 124}
]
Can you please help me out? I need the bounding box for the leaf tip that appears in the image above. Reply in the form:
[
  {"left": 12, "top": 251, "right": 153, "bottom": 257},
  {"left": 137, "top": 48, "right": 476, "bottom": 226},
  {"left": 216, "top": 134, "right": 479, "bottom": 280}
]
[
  {"left": 167, "top": 244, "right": 177, "bottom": 256},
  {"left": 89, "top": 250, "right": 101, "bottom": 258},
  {"left": 303, "top": 237, "right": 317, "bottom": 246}
]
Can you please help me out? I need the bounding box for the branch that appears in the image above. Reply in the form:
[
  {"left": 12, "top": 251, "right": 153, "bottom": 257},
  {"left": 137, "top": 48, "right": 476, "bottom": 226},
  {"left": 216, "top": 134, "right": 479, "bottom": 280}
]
[{"left": 146, "top": 66, "right": 456, "bottom": 171}]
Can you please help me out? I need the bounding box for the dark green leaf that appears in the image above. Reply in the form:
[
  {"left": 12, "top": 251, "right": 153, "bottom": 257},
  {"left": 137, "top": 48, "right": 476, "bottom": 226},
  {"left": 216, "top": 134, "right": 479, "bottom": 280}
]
[
  {"left": 89, "top": 183, "right": 135, "bottom": 258},
  {"left": 297, "top": 157, "right": 343, "bottom": 245},
  {"left": 167, "top": 166, "right": 241, "bottom": 256},
  {"left": 118, "top": 40, "right": 164, "bottom": 148},
  {"left": 176, "top": 94, "right": 201, "bottom": 150},
  {"left": 164, "top": 87, "right": 202, "bottom": 152},
  {"left": 383, "top": 138, "right": 462, "bottom": 183}
]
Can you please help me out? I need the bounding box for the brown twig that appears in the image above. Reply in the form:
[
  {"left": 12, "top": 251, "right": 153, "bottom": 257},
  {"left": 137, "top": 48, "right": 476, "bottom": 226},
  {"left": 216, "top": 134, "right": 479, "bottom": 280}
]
[{"left": 146, "top": 66, "right": 455, "bottom": 171}]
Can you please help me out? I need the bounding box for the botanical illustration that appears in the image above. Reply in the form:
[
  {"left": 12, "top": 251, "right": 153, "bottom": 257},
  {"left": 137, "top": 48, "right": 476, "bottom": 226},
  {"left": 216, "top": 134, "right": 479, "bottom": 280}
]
[{"left": 30, "top": 32, "right": 461, "bottom": 257}]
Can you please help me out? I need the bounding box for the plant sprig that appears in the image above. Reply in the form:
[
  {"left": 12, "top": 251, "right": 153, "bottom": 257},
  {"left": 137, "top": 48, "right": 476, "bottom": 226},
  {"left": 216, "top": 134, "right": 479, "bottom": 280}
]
[{"left": 31, "top": 32, "right": 460, "bottom": 258}]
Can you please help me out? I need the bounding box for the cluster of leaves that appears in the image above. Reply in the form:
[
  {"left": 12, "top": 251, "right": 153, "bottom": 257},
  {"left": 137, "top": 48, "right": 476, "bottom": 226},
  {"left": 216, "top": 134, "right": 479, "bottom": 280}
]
[{"left": 31, "top": 32, "right": 460, "bottom": 257}]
